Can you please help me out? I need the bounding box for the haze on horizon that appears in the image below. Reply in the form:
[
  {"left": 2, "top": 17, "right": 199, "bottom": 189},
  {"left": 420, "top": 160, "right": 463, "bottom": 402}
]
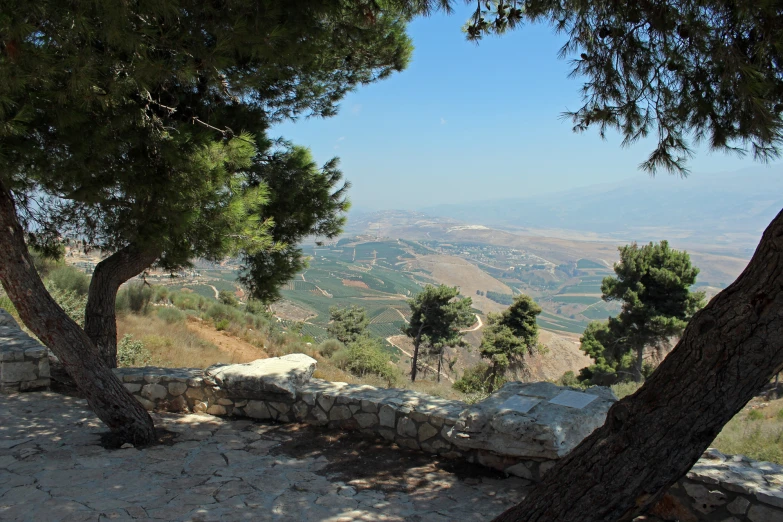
[{"left": 272, "top": 6, "right": 783, "bottom": 212}]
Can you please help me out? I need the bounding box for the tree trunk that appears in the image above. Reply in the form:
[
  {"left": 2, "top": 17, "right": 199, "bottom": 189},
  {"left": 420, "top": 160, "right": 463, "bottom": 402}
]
[
  {"left": 634, "top": 345, "right": 645, "bottom": 382},
  {"left": 0, "top": 182, "right": 156, "bottom": 445},
  {"left": 84, "top": 244, "right": 161, "bottom": 367},
  {"left": 411, "top": 338, "right": 421, "bottom": 382},
  {"left": 492, "top": 208, "right": 783, "bottom": 522},
  {"left": 437, "top": 349, "right": 442, "bottom": 383}
]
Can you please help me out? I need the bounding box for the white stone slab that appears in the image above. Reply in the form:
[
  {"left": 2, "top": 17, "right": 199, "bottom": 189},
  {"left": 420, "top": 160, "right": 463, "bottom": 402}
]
[
  {"left": 498, "top": 395, "right": 540, "bottom": 414},
  {"left": 548, "top": 390, "right": 597, "bottom": 409}
]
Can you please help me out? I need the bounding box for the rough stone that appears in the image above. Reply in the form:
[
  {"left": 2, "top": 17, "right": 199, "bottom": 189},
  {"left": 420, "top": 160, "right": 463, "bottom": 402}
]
[
  {"left": 185, "top": 386, "right": 205, "bottom": 400},
  {"left": 1, "top": 361, "right": 36, "bottom": 383},
  {"left": 19, "top": 378, "right": 49, "bottom": 391},
  {"left": 205, "top": 354, "right": 316, "bottom": 399},
  {"left": 141, "top": 383, "right": 168, "bottom": 401},
  {"left": 397, "top": 417, "right": 417, "bottom": 438},
  {"left": 206, "top": 405, "right": 227, "bottom": 415},
  {"left": 37, "top": 358, "right": 50, "bottom": 378},
  {"left": 124, "top": 383, "right": 142, "bottom": 393},
  {"left": 244, "top": 401, "right": 271, "bottom": 420},
  {"left": 354, "top": 413, "right": 378, "bottom": 429},
  {"left": 330, "top": 405, "right": 352, "bottom": 421},
  {"left": 379, "top": 404, "right": 396, "bottom": 428},
  {"left": 505, "top": 463, "right": 533, "bottom": 480},
  {"left": 317, "top": 395, "right": 335, "bottom": 412},
  {"left": 312, "top": 406, "right": 329, "bottom": 423},
  {"left": 726, "top": 496, "right": 751, "bottom": 515},
  {"left": 748, "top": 503, "right": 782, "bottom": 522},
  {"left": 361, "top": 400, "right": 378, "bottom": 413},
  {"left": 168, "top": 382, "right": 188, "bottom": 396},
  {"left": 682, "top": 482, "right": 728, "bottom": 513},
  {"left": 217, "top": 398, "right": 233, "bottom": 406},
  {"left": 135, "top": 396, "right": 155, "bottom": 411},
  {"left": 756, "top": 489, "right": 783, "bottom": 509},
  {"left": 193, "top": 401, "right": 208, "bottom": 413},
  {"left": 445, "top": 382, "right": 616, "bottom": 459},
  {"left": 418, "top": 423, "right": 438, "bottom": 442}
]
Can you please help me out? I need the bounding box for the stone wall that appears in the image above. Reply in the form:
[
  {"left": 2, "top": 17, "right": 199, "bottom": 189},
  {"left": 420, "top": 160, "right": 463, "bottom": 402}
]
[{"left": 0, "top": 309, "right": 50, "bottom": 392}]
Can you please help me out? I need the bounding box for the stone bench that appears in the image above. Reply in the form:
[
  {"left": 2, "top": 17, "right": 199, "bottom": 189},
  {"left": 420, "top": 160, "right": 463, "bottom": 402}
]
[{"left": 0, "top": 309, "right": 50, "bottom": 392}]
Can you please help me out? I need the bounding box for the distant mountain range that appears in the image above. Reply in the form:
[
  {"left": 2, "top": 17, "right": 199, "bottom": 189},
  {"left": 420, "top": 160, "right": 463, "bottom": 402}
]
[{"left": 420, "top": 166, "right": 783, "bottom": 255}]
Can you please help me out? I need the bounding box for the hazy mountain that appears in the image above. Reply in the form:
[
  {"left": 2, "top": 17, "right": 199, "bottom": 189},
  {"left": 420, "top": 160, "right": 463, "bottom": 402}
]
[{"left": 422, "top": 166, "right": 783, "bottom": 254}]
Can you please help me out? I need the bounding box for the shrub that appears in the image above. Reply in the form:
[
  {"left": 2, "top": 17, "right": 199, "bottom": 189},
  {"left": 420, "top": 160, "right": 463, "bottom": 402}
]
[
  {"left": 454, "top": 362, "right": 503, "bottom": 395},
  {"left": 125, "top": 282, "right": 153, "bottom": 313},
  {"left": 218, "top": 290, "right": 239, "bottom": 307},
  {"left": 47, "top": 265, "right": 90, "bottom": 296},
  {"left": 206, "top": 303, "right": 244, "bottom": 324},
  {"left": 154, "top": 286, "right": 169, "bottom": 303},
  {"left": 610, "top": 381, "right": 642, "bottom": 399},
  {"left": 748, "top": 409, "right": 765, "bottom": 421},
  {"left": 332, "top": 337, "right": 399, "bottom": 385},
  {"left": 172, "top": 292, "right": 199, "bottom": 310},
  {"left": 157, "top": 307, "right": 186, "bottom": 324},
  {"left": 215, "top": 319, "right": 230, "bottom": 331},
  {"left": 117, "top": 334, "right": 152, "bottom": 367},
  {"left": 245, "top": 299, "right": 267, "bottom": 315},
  {"left": 558, "top": 370, "right": 585, "bottom": 388},
  {"left": 317, "top": 339, "right": 344, "bottom": 358}
]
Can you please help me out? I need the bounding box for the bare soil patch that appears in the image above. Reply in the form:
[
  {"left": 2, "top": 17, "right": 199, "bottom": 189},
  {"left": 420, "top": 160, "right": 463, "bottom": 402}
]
[
  {"left": 342, "top": 279, "right": 370, "bottom": 289},
  {"left": 271, "top": 299, "right": 317, "bottom": 322},
  {"left": 186, "top": 317, "right": 267, "bottom": 364}
]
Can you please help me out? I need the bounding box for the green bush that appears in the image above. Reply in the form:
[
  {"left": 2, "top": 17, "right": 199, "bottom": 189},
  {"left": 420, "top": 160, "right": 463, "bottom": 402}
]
[
  {"left": 215, "top": 319, "right": 230, "bottom": 331},
  {"left": 206, "top": 302, "right": 244, "bottom": 324},
  {"left": 172, "top": 291, "right": 199, "bottom": 310},
  {"left": 610, "top": 381, "right": 642, "bottom": 399},
  {"left": 126, "top": 282, "right": 153, "bottom": 313},
  {"left": 154, "top": 286, "right": 170, "bottom": 303},
  {"left": 117, "top": 334, "right": 152, "bottom": 367},
  {"left": 453, "top": 362, "right": 504, "bottom": 395},
  {"left": 157, "top": 307, "right": 186, "bottom": 324},
  {"left": 748, "top": 409, "right": 765, "bottom": 421},
  {"left": 245, "top": 299, "right": 267, "bottom": 315},
  {"left": 317, "top": 339, "right": 344, "bottom": 358},
  {"left": 47, "top": 266, "right": 90, "bottom": 296},
  {"left": 558, "top": 370, "right": 586, "bottom": 388},
  {"left": 218, "top": 290, "right": 238, "bottom": 307},
  {"left": 332, "top": 337, "right": 399, "bottom": 385}
]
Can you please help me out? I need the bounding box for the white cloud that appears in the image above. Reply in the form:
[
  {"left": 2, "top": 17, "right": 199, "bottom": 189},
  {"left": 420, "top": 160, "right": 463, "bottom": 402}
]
[{"left": 440, "top": 117, "right": 447, "bottom": 125}]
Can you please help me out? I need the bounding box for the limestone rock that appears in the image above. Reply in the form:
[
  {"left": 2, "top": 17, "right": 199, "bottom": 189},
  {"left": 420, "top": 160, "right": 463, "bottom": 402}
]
[
  {"left": 205, "top": 354, "right": 316, "bottom": 399},
  {"left": 445, "top": 382, "right": 616, "bottom": 459},
  {"left": 682, "top": 482, "right": 727, "bottom": 514}
]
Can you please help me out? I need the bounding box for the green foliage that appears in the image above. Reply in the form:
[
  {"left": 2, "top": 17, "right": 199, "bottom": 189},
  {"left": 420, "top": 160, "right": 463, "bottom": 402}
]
[
  {"left": 453, "top": 362, "right": 501, "bottom": 394},
  {"left": 332, "top": 337, "right": 399, "bottom": 385},
  {"left": 117, "top": 335, "right": 152, "bottom": 368},
  {"left": 218, "top": 290, "right": 239, "bottom": 307},
  {"left": 317, "top": 339, "right": 345, "bottom": 358},
  {"left": 154, "top": 287, "right": 169, "bottom": 303},
  {"left": 215, "top": 319, "right": 230, "bottom": 331},
  {"left": 404, "top": 284, "right": 474, "bottom": 381},
  {"left": 478, "top": 294, "right": 542, "bottom": 391},
  {"left": 486, "top": 291, "right": 514, "bottom": 305},
  {"left": 327, "top": 305, "right": 369, "bottom": 345},
  {"left": 29, "top": 247, "right": 65, "bottom": 278},
  {"left": 558, "top": 371, "right": 582, "bottom": 388},
  {"left": 47, "top": 266, "right": 90, "bottom": 297},
  {"left": 125, "top": 283, "right": 153, "bottom": 314},
  {"left": 156, "top": 307, "right": 186, "bottom": 325},
  {"left": 581, "top": 241, "right": 706, "bottom": 383}
]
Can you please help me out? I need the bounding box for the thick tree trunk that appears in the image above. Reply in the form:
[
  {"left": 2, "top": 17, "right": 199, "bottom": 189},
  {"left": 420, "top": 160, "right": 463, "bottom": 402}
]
[
  {"left": 411, "top": 341, "right": 420, "bottom": 382},
  {"left": 0, "top": 183, "right": 156, "bottom": 445},
  {"left": 84, "top": 244, "right": 161, "bottom": 367},
  {"left": 493, "top": 208, "right": 783, "bottom": 522}
]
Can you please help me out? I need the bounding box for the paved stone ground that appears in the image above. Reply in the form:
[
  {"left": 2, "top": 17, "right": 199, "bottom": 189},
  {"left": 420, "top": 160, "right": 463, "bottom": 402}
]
[{"left": 0, "top": 392, "right": 531, "bottom": 521}]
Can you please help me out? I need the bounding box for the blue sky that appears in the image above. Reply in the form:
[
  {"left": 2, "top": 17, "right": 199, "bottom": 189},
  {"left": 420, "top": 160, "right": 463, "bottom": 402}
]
[{"left": 272, "top": 7, "right": 782, "bottom": 211}]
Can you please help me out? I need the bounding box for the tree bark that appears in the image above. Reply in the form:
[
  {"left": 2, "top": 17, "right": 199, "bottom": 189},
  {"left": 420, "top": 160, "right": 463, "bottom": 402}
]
[
  {"left": 634, "top": 345, "right": 645, "bottom": 383},
  {"left": 493, "top": 208, "right": 783, "bottom": 522},
  {"left": 0, "top": 182, "right": 156, "bottom": 445},
  {"left": 84, "top": 244, "right": 161, "bottom": 367}
]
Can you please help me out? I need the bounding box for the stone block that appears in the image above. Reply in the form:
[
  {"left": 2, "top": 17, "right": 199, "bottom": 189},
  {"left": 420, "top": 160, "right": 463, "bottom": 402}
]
[
  {"left": 168, "top": 382, "right": 188, "bottom": 396},
  {"left": 727, "top": 496, "right": 751, "bottom": 515},
  {"left": 410, "top": 412, "right": 428, "bottom": 423},
  {"left": 539, "top": 460, "right": 556, "bottom": 476},
  {"left": 0, "top": 351, "right": 23, "bottom": 362},
  {"left": 193, "top": 401, "right": 208, "bottom": 414},
  {"left": 205, "top": 354, "right": 316, "bottom": 399},
  {"left": 312, "top": 406, "right": 328, "bottom": 424},
  {"left": 134, "top": 396, "right": 155, "bottom": 411},
  {"left": 141, "top": 383, "right": 168, "bottom": 401},
  {"left": 19, "top": 378, "right": 49, "bottom": 391},
  {"left": 379, "top": 404, "right": 396, "bottom": 428},
  {"left": 318, "top": 395, "right": 335, "bottom": 412},
  {"left": 269, "top": 402, "right": 290, "bottom": 415},
  {"left": 682, "top": 482, "right": 727, "bottom": 514},
  {"left": 185, "top": 387, "right": 205, "bottom": 400},
  {"left": 206, "top": 405, "right": 227, "bottom": 416},
  {"left": 354, "top": 413, "right": 378, "bottom": 429},
  {"left": 124, "top": 383, "right": 142, "bottom": 393},
  {"left": 505, "top": 463, "right": 533, "bottom": 480},
  {"left": 748, "top": 503, "right": 783, "bottom": 522},
  {"left": 300, "top": 392, "right": 316, "bottom": 406},
  {"left": 244, "top": 401, "right": 271, "bottom": 420},
  {"left": 23, "top": 346, "right": 47, "bottom": 358},
  {"left": 418, "top": 423, "right": 438, "bottom": 442},
  {"left": 293, "top": 402, "right": 309, "bottom": 420},
  {"left": 396, "top": 438, "right": 420, "bottom": 450},
  {"left": 143, "top": 375, "right": 161, "bottom": 384},
  {"left": 330, "top": 405, "right": 352, "bottom": 421},
  {"left": 361, "top": 400, "right": 378, "bottom": 413},
  {"left": 1, "top": 361, "right": 36, "bottom": 383},
  {"left": 397, "top": 417, "right": 417, "bottom": 438},
  {"left": 756, "top": 489, "right": 783, "bottom": 508},
  {"left": 37, "top": 358, "right": 50, "bottom": 378},
  {"left": 217, "top": 398, "right": 233, "bottom": 406}
]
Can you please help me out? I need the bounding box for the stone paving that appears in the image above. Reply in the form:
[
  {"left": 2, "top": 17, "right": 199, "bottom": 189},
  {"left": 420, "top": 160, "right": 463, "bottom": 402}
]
[{"left": 0, "top": 392, "right": 531, "bottom": 521}]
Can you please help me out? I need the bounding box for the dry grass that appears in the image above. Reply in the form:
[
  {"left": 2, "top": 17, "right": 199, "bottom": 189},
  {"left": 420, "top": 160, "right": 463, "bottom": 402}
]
[
  {"left": 712, "top": 397, "right": 783, "bottom": 464},
  {"left": 117, "top": 313, "right": 248, "bottom": 368}
]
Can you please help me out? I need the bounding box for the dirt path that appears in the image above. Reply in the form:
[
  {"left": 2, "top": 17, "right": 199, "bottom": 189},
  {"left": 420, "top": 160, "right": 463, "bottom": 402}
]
[
  {"left": 461, "top": 314, "right": 483, "bottom": 332},
  {"left": 206, "top": 284, "right": 219, "bottom": 299},
  {"left": 187, "top": 318, "right": 267, "bottom": 363}
]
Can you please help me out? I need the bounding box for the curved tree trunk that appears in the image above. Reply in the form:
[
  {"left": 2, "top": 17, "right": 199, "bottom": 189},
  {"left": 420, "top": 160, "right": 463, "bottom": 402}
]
[
  {"left": 84, "top": 244, "right": 161, "bottom": 368},
  {"left": 0, "top": 182, "right": 156, "bottom": 445},
  {"left": 493, "top": 208, "right": 783, "bottom": 522}
]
